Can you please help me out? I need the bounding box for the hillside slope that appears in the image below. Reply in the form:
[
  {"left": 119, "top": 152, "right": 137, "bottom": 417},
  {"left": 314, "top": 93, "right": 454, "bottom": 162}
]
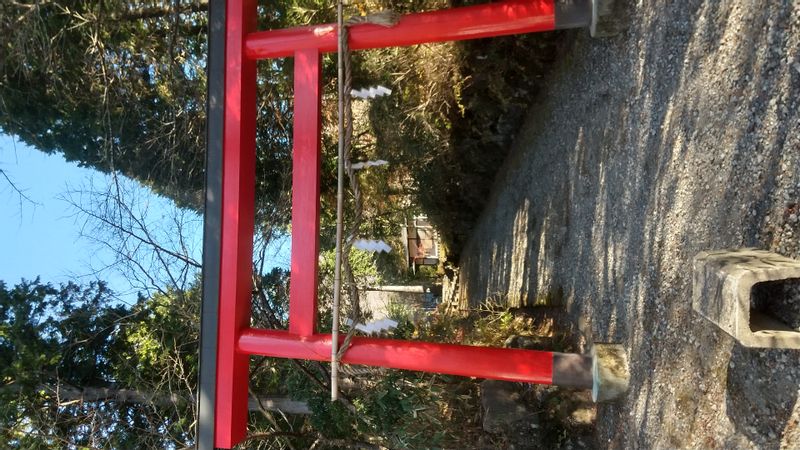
[{"left": 457, "top": 0, "right": 800, "bottom": 447}]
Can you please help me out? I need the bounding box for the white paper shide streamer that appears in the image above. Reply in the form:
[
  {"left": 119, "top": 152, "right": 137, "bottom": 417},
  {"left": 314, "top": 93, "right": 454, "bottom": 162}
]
[
  {"left": 350, "top": 159, "right": 389, "bottom": 170},
  {"left": 344, "top": 318, "right": 398, "bottom": 334},
  {"left": 350, "top": 85, "right": 392, "bottom": 99},
  {"left": 353, "top": 239, "right": 392, "bottom": 253}
]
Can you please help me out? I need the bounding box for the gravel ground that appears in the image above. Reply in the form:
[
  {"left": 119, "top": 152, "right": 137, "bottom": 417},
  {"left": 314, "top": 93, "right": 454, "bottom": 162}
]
[{"left": 456, "top": 0, "right": 800, "bottom": 448}]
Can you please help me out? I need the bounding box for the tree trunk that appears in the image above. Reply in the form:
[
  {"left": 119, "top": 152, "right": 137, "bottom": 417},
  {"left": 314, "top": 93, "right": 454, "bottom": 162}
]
[{"left": 4, "top": 384, "right": 310, "bottom": 415}]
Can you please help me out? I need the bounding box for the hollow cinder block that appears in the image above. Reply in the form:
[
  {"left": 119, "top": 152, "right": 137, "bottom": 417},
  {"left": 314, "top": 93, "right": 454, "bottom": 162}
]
[{"left": 692, "top": 249, "right": 800, "bottom": 349}]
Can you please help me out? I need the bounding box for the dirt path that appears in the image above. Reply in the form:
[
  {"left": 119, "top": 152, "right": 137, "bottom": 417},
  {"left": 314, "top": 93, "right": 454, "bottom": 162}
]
[{"left": 457, "top": 1, "right": 800, "bottom": 448}]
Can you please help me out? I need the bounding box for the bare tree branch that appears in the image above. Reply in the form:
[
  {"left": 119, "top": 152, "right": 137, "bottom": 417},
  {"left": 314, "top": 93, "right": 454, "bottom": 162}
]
[{"left": 0, "top": 168, "right": 40, "bottom": 208}]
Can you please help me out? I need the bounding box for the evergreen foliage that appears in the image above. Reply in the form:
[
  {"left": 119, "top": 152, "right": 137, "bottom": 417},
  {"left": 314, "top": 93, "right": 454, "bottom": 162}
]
[{"left": 0, "top": 279, "right": 196, "bottom": 448}]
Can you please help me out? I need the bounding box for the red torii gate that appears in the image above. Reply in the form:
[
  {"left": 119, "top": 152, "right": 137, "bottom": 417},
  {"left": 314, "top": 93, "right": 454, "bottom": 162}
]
[{"left": 198, "top": 1, "right": 624, "bottom": 448}]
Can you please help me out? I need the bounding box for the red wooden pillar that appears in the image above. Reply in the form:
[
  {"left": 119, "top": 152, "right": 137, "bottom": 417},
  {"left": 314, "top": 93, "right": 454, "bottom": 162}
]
[{"left": 215, "top": 0, "right": 258, "bottom": 446}]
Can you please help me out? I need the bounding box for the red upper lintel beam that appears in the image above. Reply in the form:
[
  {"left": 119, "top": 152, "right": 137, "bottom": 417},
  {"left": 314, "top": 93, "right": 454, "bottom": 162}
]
[{"left": 245, "top": 0, "right": 556, "bottom": 60}]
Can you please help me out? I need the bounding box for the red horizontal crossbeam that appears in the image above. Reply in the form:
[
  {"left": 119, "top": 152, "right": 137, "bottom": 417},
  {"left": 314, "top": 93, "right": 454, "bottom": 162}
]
[
  {"left": 245, "top": 0, "right": 556, "bottom": 60},
  {"left": 238, "top": 328, "right": 555, "bottom": 384}
]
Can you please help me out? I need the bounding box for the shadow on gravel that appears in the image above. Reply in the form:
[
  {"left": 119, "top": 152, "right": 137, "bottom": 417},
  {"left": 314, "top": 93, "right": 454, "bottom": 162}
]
[
  {"left": 457, "top": 0, "right": 800, "bottom": 446},
  {"left": 726, "top": 345, "right": 800, "bottom": 449}
]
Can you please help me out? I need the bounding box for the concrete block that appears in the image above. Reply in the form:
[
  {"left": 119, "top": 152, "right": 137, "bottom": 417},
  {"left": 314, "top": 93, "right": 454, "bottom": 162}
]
[
  {"left": 591, "top": 343, "right": 629, "bottom": 402},
  {"left": 692, "top": 249, "right": 800, "bottom": 349}
]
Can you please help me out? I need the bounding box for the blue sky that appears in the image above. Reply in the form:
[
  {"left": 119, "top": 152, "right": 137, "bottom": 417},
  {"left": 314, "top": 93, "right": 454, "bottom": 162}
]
[
  {"left": 0, "top": 133, "right": 291, "bottom": 303},
  {"left": 0, "top": 134, "right": 197, "bottom": 302}
]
